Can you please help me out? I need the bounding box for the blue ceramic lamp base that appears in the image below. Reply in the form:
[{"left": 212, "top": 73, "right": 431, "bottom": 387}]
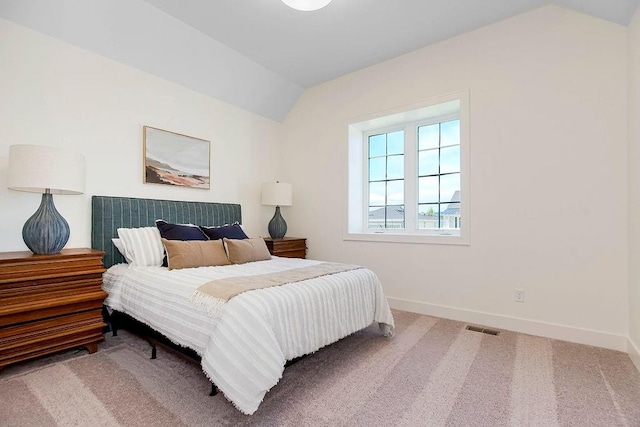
[
  {"left": 22, "top": 191, "right": 70, "bottom": 254},
  {"left": 268, "top": 206, "right": 287, "bottom": 239}
]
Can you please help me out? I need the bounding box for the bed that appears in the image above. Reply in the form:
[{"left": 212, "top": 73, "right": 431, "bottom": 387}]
[{"left": 92, "top": 195, "right": 394, "bottom": 415}]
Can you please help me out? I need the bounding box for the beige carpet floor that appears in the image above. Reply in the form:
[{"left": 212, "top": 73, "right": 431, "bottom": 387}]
[{"left": 1, "top": 310, "right": 639, "bottom": 426}]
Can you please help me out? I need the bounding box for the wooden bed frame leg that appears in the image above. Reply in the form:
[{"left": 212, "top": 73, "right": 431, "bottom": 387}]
[
  {"left": 149, "top": 342, "right": 157, "bottom": 359},
  {"left": 105, "top": 306, "right": 117, "bottom": 337},
  {"left": 210, "top": 383, "right": 218, "bottom": 396}
]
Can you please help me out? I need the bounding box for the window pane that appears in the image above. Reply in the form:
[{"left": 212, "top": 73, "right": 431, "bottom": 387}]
[
  {"left": 369, "top": 134, "right": 386, "bottom": 157},
  {"left": 440, "top": 145, "right": 460, "bottom": 174},
  {"left": 369, "top": 181, "right": 385, "bottom": 206},
  {"left": 418, "top": 203, "right": 440, "bottom": 216},
  {"left": 418, "top": 204, "right": 440, "bottom": 229},
  {"left": 440, "top": 173, "right": 460, "bottom": 203},
  {"left": 368, "top": 206, "right": 405, "bottom": 229},
  {"left": 418, "top": 124, "right": 439, "bottom": 150},
  {"left": 387, "top": 180, "right": 404, "bottom": 205},
  {"left": 419, "top": 149, "right": 439, "bottom": 176},
  {"left": 385, "top": 206, "right": 405, "bottom": 229},
  {"left": 387, "top": 131, "right": 404, "bottom": 155},
  {"left": 440, "top": 120, "right": 460, "bottom": 147},
  {"left": 387, "top": 155, "right": 404, "bottom": 180},
  {"left": 368, "top": 206, "right": 385, "bottom": 229},
  {"left": 441, "top": 201, "right": 460, "bottom": 229},
  {"left": 369, "top": 157, "right": 386, "bottom": 181},
  {"left": 419, "top": 176, "right": 439, "bottom": 203}
]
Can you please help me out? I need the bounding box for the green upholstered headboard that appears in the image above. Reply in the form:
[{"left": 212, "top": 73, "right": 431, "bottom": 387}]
[{"left": 91, "top": 195, "right": 242, "bottom": 268}]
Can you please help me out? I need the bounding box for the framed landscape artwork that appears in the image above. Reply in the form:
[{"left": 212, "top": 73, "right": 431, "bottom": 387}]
[{"left": 143, "top": 126, "right": 210, "bottom": 189}]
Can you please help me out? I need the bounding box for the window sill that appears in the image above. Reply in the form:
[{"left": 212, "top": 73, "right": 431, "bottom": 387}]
[{"left": 343, "top": 232, "right": 469, "bottom": 245}]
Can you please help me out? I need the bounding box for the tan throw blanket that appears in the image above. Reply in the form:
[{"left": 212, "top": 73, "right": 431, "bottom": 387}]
[{"left": 190, "top": 262, "right": 362, "bottom": 317}]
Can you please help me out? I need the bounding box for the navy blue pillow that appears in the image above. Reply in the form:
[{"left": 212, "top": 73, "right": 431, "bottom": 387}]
[
  {"left": 156, "top": 220, "right": 208, "bottom": 267},
  {"left": 199, "top": 223, "right": 248, "bottom": 240},
  {"left": 156, "top": 220, "right": 208, "bottom": 241}
]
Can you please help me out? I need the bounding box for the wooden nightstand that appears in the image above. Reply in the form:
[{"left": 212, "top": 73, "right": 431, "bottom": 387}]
[
  {"left": 263, "top": 237, "right": 307, "bottom": 259},
  {"left": 0, "top": 248, "right": 107, "bottom": 370}
]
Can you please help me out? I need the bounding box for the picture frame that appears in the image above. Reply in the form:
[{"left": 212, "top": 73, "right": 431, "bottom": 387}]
[{"left": 143, "top": 126, "right": 210, "bottom": 189}]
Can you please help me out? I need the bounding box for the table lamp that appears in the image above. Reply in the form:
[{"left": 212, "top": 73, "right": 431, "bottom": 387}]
[
  {"left": 7, "top": 145, "right": 85, "bottom": 254},
  {"left": 261, "top": 182, "right": 292, "bottom": 239}
]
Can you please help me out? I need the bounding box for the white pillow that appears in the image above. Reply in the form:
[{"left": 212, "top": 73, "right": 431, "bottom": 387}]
[
  {"left": 111, "top": 238, "right": 133, "bottom": 264},
  {"left": 116, "top": 227, "right": 164, "bottom": 267}
]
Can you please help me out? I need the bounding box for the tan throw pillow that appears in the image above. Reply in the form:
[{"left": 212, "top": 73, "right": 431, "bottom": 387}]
[
  {"left": 162, "top": 238, "right": 231, "bottom": 270},
  {"left": 224, "top": 237, "right": 272, "bottom": 264}
]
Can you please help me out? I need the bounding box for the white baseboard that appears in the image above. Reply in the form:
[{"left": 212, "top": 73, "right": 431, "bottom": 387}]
[
  {"left": 387, "top": 297, "right": 628, "bottom": 352},
  {"left": 629, "top": 337, "right": 640, "bottom": 373}
]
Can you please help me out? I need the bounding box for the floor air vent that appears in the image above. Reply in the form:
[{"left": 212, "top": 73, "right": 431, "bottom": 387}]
[{"left": 466, "top": 325, "right": 500, "bottom": 336}]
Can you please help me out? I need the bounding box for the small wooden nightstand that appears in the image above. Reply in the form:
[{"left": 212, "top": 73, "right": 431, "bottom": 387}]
[
  {"left": 263, "top": 237, "right": 307, "bottom": 259},
  {"left": 0, "top": 248, "right": 107, "bottom": 370}
]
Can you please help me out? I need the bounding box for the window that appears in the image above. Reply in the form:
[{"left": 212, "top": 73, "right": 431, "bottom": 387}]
[
  {"left": 417, "top": 120, "right": 461, "bottom": 231},
  {"left": 368, "top": 130, "right": 405, "bottom": 229},
  {"left": 346, "top": 91, "right": 469, "bottom": 245}
]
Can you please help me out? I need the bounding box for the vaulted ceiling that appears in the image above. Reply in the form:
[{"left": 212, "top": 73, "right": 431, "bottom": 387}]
[{"left": 1, "top": 0, "right": 639, "bottom": 121}]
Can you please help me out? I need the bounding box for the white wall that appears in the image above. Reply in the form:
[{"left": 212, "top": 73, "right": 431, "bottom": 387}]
[
  {"left": 282, "top": 6, "right": 630, "bottom": 350},
  {"left": 0, "top": 18, "right": 282, "bottom": 252},
  {"left": 628, "top": 7, "right": 640, "bottom": 370}
]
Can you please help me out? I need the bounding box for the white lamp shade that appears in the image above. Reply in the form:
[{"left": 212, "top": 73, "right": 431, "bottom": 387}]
[
  {"left": 262, "top": 182, "right": 292, "bottom": 206},
  {"left": 8, "top": 145, "right": 85, "bottom": 195},
  {"left": 282, "top": 0, "right": 332, "bottom": 11}
]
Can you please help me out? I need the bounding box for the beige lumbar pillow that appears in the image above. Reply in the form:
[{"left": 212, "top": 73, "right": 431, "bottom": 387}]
[
  {"left": 224, "top": 237, "right": 272, "bottom": 264},
  {"left": 162, "top": 238, "right": 231, "bottom": 270}
]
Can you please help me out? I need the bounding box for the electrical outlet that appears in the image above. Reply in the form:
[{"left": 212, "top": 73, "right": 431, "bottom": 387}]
[{"left": 514, "top": 288, "right": 525, "bottom": 303}]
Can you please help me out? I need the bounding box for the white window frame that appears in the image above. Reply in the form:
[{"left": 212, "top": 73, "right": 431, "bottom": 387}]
[{"left": 345, "top": 90, "right": 470, "bottom": 245}]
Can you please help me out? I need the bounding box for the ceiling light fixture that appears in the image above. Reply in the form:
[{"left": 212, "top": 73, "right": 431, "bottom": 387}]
[{"left": 282, "top": 0, "right": 332, "bottom": 12}]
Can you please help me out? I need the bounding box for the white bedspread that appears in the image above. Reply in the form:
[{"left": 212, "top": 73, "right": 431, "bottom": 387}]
[{"left": 102, "top": 257, "right": 394, "bottom": 415}]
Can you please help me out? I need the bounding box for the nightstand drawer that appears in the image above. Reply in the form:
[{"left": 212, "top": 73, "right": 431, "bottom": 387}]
[
  {"left": 274, "top": 248, "right": 307, "bottom": 258},
  {"left": 0, "top": 256, "right": 105, "bottom": 284},
  {"left": 0, "top": 310, "right": 104, "bottom": 347},
  {"left": 263, "top": 237, "right": 307, "bottom": 259},
  {"left": 0, "top": 276, "right": 104, "bottom": 300},
  {"left": 0, "top": 290, "right": 108, "bottom": 327},
  {"left": 0, "top": 327, "right": 105, "bottom": 367}
]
